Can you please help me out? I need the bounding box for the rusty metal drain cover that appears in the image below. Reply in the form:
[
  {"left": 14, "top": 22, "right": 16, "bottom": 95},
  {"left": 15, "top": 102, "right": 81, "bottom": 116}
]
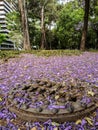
[{"left": 7, "top": 79, "right": 98, "bottom": 123}]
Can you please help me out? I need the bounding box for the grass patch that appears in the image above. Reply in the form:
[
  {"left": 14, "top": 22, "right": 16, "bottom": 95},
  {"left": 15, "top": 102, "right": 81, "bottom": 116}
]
[
  {"left": 0, "top": 50, "right": 20, "bottom": 60},
  {"left": 88, "top": 49, "right": 98, "bottom": 52},
  {"left": 24, "top": 49, "right": 82, "bottom": 57},
  {"left": 0, "top": 49, "right": 82, "bottom": 60}
]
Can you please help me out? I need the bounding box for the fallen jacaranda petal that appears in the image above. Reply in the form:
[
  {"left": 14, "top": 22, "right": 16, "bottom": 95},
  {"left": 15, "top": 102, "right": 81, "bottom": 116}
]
[
  {"left": 95, "top": 122, "right": 98, "bottom": 126},
  {"left": 64, "top": 125, "right": 72, "bottom": 130},
  {"left": 81, "top": 119, "right": 87, "bottom": 126}
]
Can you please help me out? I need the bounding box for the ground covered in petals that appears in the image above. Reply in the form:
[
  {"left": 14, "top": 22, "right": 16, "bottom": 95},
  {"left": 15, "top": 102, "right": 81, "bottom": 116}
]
[{"left": 0, "top": 52, "right": 98, "bottom": 129}]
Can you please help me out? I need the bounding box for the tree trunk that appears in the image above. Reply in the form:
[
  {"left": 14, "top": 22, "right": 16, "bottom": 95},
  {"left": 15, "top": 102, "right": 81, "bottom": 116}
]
[
  {"left": 80, "top": 0, "right": 90, "bottom": 51},
  {"left": 40, "top": 6, "right": 46, "bottom": 49},
  {"left": 18, "top": 0, "right": 31, "bottom": 50}
]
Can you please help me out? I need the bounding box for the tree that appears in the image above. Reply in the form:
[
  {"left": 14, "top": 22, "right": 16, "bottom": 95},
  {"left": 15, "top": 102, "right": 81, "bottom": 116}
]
[
  {"left": 18, "top": 0, "right": 31, "bottom": 50},
  {"left": 40, "top": 1, "right": 46, "bottom": 49},
  {"left": 6, "top": 11, "right": 23, "bottom": 49},
  {"left": 80, "top": 0, "right": 90, "bottom": 50},
  {"left": 28, "top": 0, "right": 57, "bottom": 49},
  {"left": 90, "top": 0, "right": 98, "bottom": 49},
  {"left": 56, "top": 1, "right": 84, "bottom": 49}
]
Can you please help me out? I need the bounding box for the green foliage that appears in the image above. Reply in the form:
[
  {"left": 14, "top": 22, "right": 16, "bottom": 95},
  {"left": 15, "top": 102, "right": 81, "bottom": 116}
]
[
  {"left": 26, "top": 0, "right": 98, "bottom": 49},
  {"left": 0, "top": 34, "right": 6, "bottom": 44},
  {"left": 6, "top": 11, "right": 23, "bottom": 48},
  {"left": 0, "top": 50, "right": 20, "bottom": 60},
  {"left": 28, "top": 19, "right": 41, "bottom": 48},
  {"left": 56, "top": 1, "right": 84, "bottom": 49},
  {"left": 86, "top": 28, "right": 97, "bottom": 49},
  {"left": 95, "top": 6, "right": 98, "bottom": 15},
  {"left": 28, "top": 0, "right": 58, "bottom": 48},
  {"left": 6, "top": 11, "right": 20, "bottom": 31},
  {"left": 89, "top": 1, "right": 98, "bottom": 49},
  {"left": 4, "top": 0, "right": 98, "bottom": 50}
]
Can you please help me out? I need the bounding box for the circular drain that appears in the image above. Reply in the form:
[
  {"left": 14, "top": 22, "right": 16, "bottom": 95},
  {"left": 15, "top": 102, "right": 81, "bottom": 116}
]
[{"left": 7, "top": 79, "right": 98, "bottom": 123}]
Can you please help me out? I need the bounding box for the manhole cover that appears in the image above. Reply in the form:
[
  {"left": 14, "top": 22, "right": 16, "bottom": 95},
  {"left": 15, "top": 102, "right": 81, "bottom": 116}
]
[{"left": 7, "top": 79, "right": 98, "bottom": 123}]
